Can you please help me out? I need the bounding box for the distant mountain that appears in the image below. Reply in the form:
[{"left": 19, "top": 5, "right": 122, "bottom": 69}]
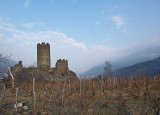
[
  {"left": 82, "top": 46, "right": 160, "bottom": 77},
  {"left": 114, "top": 57, "right": 160, "bottom": 77},
  {"left": 113, "top": 45, "right": 160, "bottom": 69},
  {"left": 0, "top": 57, "right": 17, "bottom": 68},
  {"left": 0, "top": 57, "right": 17, "bottom": 78}
]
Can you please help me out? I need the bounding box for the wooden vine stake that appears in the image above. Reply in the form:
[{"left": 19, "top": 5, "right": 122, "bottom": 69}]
[
  {"left": 33, "top": 92, "right": 36, "bottom": 115},
  {"left": 16, "top": 87, "right": 18, "bottom": 114},
  {"left": 69, "top": 80, "right": 71, "bottom": 92},
  {"left": 33, "top": 78, "right": 35, "bottom": 95}
]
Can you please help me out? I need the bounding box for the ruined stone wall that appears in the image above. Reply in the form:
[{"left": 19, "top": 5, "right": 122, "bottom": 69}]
[
  {"left": 11, "top": 61, "right": 22, "bottom": 76},
  {"left": 56, "top": 59, "right": 68, "bottom": 74},
  {"left": 37, "top": 42, "right": 50, "bottom": 69}
]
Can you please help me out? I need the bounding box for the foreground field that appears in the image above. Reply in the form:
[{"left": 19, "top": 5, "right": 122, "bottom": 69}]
[{"left": 0, "top": 76, "right": 160, "bottom": 115}]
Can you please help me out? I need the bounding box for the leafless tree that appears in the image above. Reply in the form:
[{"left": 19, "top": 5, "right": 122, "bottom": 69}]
[
  {"left": 0, "top": 53, "right": 14, "bottom": 87},
  {"left": 104, "top": 61, "right": 112, "bottom": 78}
]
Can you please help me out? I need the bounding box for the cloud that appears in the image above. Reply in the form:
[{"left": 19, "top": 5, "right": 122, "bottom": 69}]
[
  {"left": 0, "top": 17, "right": 159, "bottom": 74},
  {"left": 0, "top": 19, "right": 120, "bottom": 74},
  {"left": 0, "top": 19, "right": 20, "bottom": 32},
  {"left": 21, "top": 22, "right": 35, "bottom": 28},
  {"left": 111, "top": 16, "right": 127, "bottom": 33},
  {"left": 112, "top": 16, "right": 126, "bottom": 27},
  {"left": 20, "top": 22, "right": 45, "bottom": 28},
  {"left": 24, "top": 0, "right": 29, "bottom": 7},
  {"left": 0, "top": 19, "right": 91, "bottom": 73}
]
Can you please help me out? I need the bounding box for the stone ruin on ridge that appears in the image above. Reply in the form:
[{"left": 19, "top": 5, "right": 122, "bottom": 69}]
[{"left": 8, "top": 42, "right": 77, "bottom": 83}]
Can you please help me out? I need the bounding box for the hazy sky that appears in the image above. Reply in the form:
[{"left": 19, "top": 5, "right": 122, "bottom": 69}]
[{"left": 0, "top": 0, "right": 160, "bottom": 74}]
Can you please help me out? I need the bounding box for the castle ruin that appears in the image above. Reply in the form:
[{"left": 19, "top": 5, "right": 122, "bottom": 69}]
[{"left": 9, "top": 42, "right": 77, "bottom": 82}]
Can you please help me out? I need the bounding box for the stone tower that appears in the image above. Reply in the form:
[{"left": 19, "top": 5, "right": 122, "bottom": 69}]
[
  {"left": 56, "top": 59, "right": 68, "bottom": 74},
  {"left": 37, "top": 42, "right": 50, "bottom": 69}
]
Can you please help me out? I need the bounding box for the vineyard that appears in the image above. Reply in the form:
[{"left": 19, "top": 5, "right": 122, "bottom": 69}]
[{"left": 0, "top": 76, "right": 160, "bottom": 115}]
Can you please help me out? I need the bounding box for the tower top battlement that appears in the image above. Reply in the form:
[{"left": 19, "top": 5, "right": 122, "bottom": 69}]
[
  {"left": 57, "top": 59, "right": 68, "bottom": 62},
  {"left": 37, "top": 42, "right": 50, "bottom": 48}
]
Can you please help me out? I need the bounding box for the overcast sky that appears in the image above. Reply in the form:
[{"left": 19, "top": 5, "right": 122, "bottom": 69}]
[{"left": 0, "top": 0, "right": 160, "bottom": 74}]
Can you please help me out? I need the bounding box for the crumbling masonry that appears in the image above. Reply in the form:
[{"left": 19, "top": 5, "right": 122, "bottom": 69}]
[{"left": 10, "top": 42, "right": 77, "bottom": 82}]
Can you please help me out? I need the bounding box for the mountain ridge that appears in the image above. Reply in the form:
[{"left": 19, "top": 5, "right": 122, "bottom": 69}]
[
  {"left": 82, "top": 46, "right": 160, "bottom": 77},
  {"left": 114, "top": 57, "right": 160, "bottom": 77}
]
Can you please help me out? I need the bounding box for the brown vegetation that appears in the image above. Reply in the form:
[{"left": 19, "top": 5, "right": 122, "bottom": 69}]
[{"left": 0, "top": 75, "right": 160, "bottom": 115}]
